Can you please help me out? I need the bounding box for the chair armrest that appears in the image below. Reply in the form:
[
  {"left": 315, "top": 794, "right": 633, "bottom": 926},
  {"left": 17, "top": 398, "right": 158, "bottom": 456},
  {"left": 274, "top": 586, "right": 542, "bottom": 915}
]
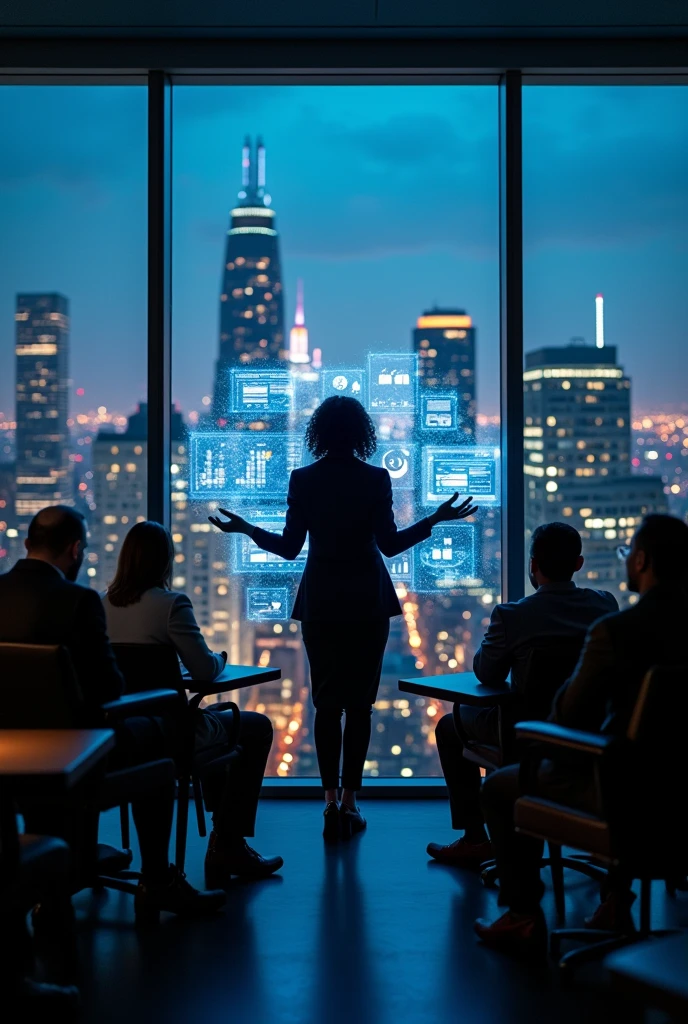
[
  {"left": 514, "top": 720, "right": 616, "bottom": 756},
  {"left": 102, "top": 689, "right": 181, "bottom": 722}
]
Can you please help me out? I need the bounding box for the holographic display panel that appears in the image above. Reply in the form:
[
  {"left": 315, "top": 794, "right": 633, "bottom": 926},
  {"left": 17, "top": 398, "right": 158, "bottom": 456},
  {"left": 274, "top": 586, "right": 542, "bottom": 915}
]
[
  {"left": 189, "top": 433, "right": 302, "bottom": 500},
  {"left": 423, "top": 446, "right": 499, "bottom": 506},
  {"left": 367, "top": 353, "right": 418, "bottom": 413},
  {"left": 372, "top": 444, "right": 416, "bottom": 491},
  {"left": 246, "top": 587, "right": 290, "bottom": 621},
  {"left": 384, "top": 551, "right": 413, "bottom": 583},
  {"left": 321, "top": 367, "right": 366, "bottom": 401},
  {"left": 420, "top": 393, "right": 458, "bottom": 431},
  {"left": 412, "top": 524, "right": 476, "bottom": 593},
  {"left": 230, "top": 368, "right": 294, "bottom": 414},
  {"left": 233, "top": 510, "right": 308, "bottom": 575}
]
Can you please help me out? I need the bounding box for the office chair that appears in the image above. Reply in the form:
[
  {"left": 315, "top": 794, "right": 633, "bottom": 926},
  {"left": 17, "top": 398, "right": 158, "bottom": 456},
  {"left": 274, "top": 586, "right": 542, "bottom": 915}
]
[
  {"left": 514, "top": 665, "right": 688, "bottom": 978},
  {"left": 0, "top": 642, "right": 177, "bottom": 905},
  {"left": 111, "top": 643, "right": 240, "bottom": 872},
  {"left": 463, "top": 639, "right": 606, "bottom": 921}
]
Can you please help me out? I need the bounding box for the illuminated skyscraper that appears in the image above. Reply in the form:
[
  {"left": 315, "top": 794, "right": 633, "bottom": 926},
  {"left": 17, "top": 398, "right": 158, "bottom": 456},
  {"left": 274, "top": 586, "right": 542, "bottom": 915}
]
[
  {"left": 288, "top": 279, "right": 310, "bottom": 365},
  {"left": 14, "top": 293, "right": 71, "bottom": 523},
  {"left": 213, "top": 136, "right": 285, "bottom": 418},
  {"left": 523, "top": 341, "right": 666, "bottom": 600},
  {"left": 413, "top": 308, "right": 476, "bottom": 439}
]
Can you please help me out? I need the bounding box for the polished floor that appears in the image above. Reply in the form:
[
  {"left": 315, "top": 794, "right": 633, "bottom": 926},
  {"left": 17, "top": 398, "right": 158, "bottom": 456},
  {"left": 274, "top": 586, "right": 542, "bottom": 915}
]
[{"left": 67, "top": 801, "right": 685, "bottom": 1024}]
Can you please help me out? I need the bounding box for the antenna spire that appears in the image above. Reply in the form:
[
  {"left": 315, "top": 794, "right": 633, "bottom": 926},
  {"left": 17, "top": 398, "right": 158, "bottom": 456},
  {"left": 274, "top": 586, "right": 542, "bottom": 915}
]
[
  {"left": 595, "top": 293, "right": 605, "bottom": 349},
  {"left": 289, "top": 279, "right": 310, "bottom": 364},
  {"left": 241, "top": 135, "right": 250, "bottom": 190}
]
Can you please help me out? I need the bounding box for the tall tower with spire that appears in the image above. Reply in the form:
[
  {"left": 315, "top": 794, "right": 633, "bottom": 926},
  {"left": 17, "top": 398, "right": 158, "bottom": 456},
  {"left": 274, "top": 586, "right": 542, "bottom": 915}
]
[
  {"left": 288, "top": 279, "right": 310, "bottom": 365},
  {"left": 213, "top": 136, "right": 286, "bottom": 418}
]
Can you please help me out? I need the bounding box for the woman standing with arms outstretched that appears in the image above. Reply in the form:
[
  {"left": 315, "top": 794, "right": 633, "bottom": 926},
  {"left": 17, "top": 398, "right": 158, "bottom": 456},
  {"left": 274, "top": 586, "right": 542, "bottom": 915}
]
[{"left": 210, "top": 396, "right": 476, "bottom": 839}]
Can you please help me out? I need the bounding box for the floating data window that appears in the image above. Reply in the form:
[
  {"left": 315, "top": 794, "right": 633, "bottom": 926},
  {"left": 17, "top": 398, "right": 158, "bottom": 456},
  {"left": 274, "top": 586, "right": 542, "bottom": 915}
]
[
  {"left": 412, "top": 524, "right": 477, "bottom": 593},
  {"left": 372, "top": 444, "right": 416, "bottom": 491},
  {"left": 321, "top": 367, "right": 366, "bottom": 401},
  {"left": 246, "top": 587, "right": 291, "bottom": 621},
  {"left": 189, "top": 432, "right": 302, "bottom": 500},
  {"left": 422, "top": 446, "right": 500, "bottom": 506},
  {"left": 367, "top": 353, "right": 418, "bottom": 413},
  {"left": 420, "top": 393, "right": 458, "bottom": 431},
  {"left": 384, "top": 551, "right": 413, "bottom": 583},
  {"left": 229, "top": 368, "right": 294, "bottom": 414},
  {"left": 232, "top": 511, "right": 308, "bottom": 575}
]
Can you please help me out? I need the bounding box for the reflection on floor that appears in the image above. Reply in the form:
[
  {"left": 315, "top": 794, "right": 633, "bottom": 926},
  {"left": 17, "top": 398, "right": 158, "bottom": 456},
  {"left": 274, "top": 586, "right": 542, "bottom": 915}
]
[{"left": 69, "top": 801, "right": 686, "bottom": 1024}]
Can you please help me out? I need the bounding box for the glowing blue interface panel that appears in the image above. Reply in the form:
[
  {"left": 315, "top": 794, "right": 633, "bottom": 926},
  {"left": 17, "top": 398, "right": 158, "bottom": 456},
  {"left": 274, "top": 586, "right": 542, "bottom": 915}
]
[
  {"left": 423, "top": 447, "right": 499, "bottom": 506},
  {"left": 384, "top": 552, "right": 413, "bottom": 583},
  {"left": 246, "top": 588, "right": 290, "bottom": 621},
  {"left": 412, "top": 524, "right": 476, "bottom": 593},
  {"left": 230, "top": 368, "right": 294, "bottom": 414},
  {"left": 189, "top": 433, "right": 302, "bottom": 500},
  {"left": 322, "top": 368, "right": 366, "bottom": 400},
  {"left": 420, "top": 393, "right": 458, "bottom": 431},
  {"left": 372, "top": 444, "right": 416, "bottom": 491},
  {"left": 233, "top": 511, "right": 308, "bottom": 575},
  {"left": 367, "top": 353, "right": 418, "bottom": 413}
]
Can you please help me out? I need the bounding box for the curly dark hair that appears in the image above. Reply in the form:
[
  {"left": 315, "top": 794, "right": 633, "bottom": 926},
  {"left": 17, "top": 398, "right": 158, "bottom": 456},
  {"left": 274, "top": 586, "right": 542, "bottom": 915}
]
[{"left": 305, "top": 395, "right": 377, "bottom": 460}]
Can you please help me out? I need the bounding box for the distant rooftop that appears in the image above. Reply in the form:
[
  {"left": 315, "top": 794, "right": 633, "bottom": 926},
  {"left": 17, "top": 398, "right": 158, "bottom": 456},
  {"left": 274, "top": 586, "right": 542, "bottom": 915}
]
[{"left": 525, "top": 343, "right": 618, "bottom": 369}]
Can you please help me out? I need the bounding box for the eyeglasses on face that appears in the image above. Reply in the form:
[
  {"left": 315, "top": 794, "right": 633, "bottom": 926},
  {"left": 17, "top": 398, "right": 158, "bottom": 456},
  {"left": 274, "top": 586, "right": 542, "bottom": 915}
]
[{"left": 616, "top": 544, "right": 631, "bottom": 562}]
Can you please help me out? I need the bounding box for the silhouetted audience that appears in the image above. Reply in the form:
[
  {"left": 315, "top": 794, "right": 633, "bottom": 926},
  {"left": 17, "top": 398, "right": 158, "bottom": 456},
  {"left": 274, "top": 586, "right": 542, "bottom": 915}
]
[
  {"left": 427, "top": 522, "right": 616, "bottom": 868},
  {"left": 0, "top": 506, "right": 226, "bottom": 919},
  {"left": 103, "top": 521, "right": 283, "bottom": 883},
  {"left": 475, "top": 514, "right": 688, "bottom": 952}
]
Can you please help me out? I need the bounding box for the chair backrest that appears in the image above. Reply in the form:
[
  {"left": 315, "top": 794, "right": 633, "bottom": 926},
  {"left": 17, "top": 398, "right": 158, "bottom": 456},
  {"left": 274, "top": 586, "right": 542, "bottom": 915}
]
[
  {"left": 0, "top": 642, "right": 84, "bottom": 728},
  {"left": 616, "top": 665, "right": 688, "bottom": 872},
  {"left": 111, "top": 643, "right": 186, "bottom": 696},
  {"left": 518, "top": 637, "right": 584, "bottom": 720}
]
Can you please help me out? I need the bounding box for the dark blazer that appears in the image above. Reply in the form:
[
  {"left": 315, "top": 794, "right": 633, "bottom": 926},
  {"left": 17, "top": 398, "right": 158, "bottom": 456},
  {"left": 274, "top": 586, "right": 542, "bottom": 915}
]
[
  {"left": 551, "top": 583, "right": 688, "bottom": 735},
  {"left": 473, "top": 581, "right": 618, "bottom": 692},
  {"left": 252, "top": 455, "right": 433, "bottom": 622},
  {"left": 0, "top": 559, "right": 123, "bottom": 720}
]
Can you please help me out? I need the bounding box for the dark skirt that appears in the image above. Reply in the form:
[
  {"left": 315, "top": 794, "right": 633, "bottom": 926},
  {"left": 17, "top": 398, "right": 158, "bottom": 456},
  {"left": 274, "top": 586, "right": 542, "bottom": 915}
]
[{"left": 302, "top": 618, "right": 390, "bottom": 710}]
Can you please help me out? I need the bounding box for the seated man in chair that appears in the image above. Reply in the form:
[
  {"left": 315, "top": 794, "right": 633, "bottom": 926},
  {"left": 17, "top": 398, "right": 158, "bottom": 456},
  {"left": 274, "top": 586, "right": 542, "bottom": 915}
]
[
  {"left": 475, "top": 514, "right": 688, "bottom": 952},
  {"left": 0, "top": 505, "right": 225, "bottom": 920},
  {"left": 427, "top": 522, "right": 617, "bottom": 868}
]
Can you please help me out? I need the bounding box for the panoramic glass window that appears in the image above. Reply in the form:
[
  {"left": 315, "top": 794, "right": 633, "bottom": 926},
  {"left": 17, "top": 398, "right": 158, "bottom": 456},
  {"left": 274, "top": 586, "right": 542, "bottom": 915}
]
[
  {"left": 172, "top": 85, "right": 499, "bottom": 776},
  {"left": 0, "top": 86, "right": 147, "bottom": 589},
  {"left": 523, "top": 85, "right": 688, "bottom": 606}
]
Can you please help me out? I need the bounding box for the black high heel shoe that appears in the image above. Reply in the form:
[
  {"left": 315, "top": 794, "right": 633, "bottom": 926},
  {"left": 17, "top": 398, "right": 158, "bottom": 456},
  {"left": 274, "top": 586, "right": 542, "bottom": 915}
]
[
  {"left": 340, "top": 804, "right": 367, "bottom": 840},
  {"left": 323, "top": 800, "right": 341, "bottom": 841}
]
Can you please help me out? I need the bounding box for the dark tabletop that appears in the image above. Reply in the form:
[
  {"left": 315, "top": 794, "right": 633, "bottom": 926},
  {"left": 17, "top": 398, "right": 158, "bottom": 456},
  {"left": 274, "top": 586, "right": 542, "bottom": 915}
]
[
  {"left": 0, "top": 729, "right": 115, "bottom": 793},
  {"left": 182, "top": 663, "right": 282, "bottom": 695},
  {"left": 399, "top": 671, "right": 512, "bottom": 707},
  {"left": 607, "top": 934, "right": 688, "bottom": 1016}
]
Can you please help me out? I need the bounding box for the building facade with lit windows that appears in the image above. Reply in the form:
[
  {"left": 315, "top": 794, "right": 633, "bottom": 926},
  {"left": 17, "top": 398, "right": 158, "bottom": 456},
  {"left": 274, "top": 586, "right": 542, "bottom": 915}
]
[
  {"left": 14, "top": 293, "right": 71, "bottom": 524},
  {"left": 412, "top": 308, "right": 476, "bottom": 439},
  {"left": 213, "top": 136, "right": 285, "bottom": 419},
  {"left": 523, "top": 343, "right": 666, "bottom": 602}
]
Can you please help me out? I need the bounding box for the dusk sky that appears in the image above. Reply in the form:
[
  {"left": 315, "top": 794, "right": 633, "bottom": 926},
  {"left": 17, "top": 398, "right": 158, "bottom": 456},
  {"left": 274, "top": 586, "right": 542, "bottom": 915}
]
[{"left": 1, "top": 84, "right": 687, "bottom": 424}]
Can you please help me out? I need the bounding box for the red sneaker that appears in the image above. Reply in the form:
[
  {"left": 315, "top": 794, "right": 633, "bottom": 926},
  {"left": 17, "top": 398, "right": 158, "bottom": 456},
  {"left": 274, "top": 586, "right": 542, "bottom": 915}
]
[
  {"left": 474, "top": 910, "right": 547, "bottom": 953},
  {"left": 426, "top": 836, "right": 493, "bottom": 869}
]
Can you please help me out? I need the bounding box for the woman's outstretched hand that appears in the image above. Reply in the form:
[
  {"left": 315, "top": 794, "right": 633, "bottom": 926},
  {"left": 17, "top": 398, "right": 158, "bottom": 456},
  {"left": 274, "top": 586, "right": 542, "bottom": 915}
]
[
  {"left": 429, "top": 493, "right": 478, "bottom": 526},
  {"left": 208, "top": 508, "right": 254, "bottom": 536}
]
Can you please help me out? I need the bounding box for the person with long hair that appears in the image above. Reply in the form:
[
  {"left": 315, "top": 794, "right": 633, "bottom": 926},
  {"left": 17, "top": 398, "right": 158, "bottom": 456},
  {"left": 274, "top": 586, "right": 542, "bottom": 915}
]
[
  {"left": 103, "top": 521, "right": 283, "bottom": 884},
  {"left": 210, "top": 395, "right": 477, "bottom": 840}
]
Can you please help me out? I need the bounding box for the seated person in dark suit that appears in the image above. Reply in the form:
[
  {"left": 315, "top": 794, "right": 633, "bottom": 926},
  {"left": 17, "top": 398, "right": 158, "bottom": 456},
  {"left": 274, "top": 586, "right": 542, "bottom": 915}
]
[
  {"left": 0, "top": 505, "right": 225, "bottom": 919},
  {"left": 475, "top": 514, "right": 688, "bottom": 952},
  {"left": 427, "top": 522, "right": 617, "bottom": 868}
]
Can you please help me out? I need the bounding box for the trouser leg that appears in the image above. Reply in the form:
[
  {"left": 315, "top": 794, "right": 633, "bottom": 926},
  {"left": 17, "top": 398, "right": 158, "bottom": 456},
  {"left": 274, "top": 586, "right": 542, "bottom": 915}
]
[
  {"left": 341, "top": 707, "right": 373, "bottom": 791},
  {"left": 435, "top": 711, "right": 483, "bottom": 831},
  {"left": 202, "top": 711, "right": 273, "bottom": 838},
  {"left": 313, "top": 708, "right": 344, "bottom": 790},
  {"left": 481, "top": 765, "right": 544, "bottom": 913}
]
